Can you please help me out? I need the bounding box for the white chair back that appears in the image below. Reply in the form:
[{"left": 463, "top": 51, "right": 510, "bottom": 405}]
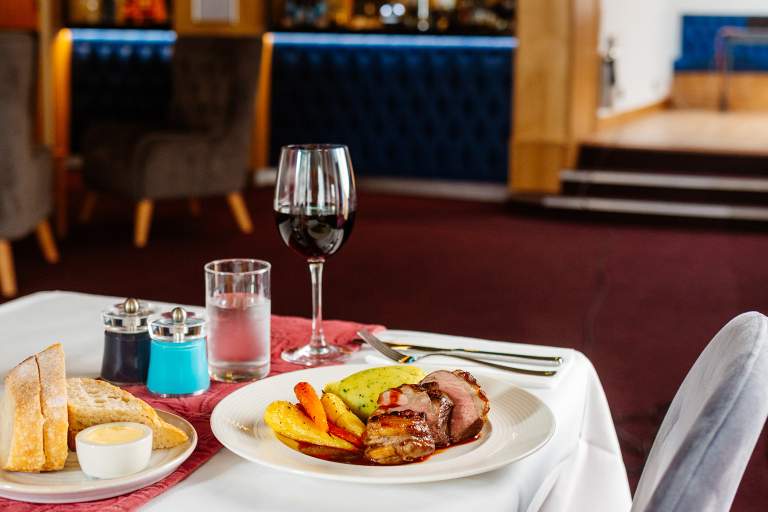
[{"left": 632, "top": 312, "right": 768, "bottom": 512}]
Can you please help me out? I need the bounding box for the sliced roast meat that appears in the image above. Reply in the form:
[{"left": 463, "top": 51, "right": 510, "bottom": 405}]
[
  {"left": 377, "top": 384, "right": 432, "bottom": 413},
  {"left": 424, "top": 385, "right": 453, "bottom": 447},
  {"left": 363, "top": 410, "right": 435, "bottom": 465},
  {"left": 452, "top": 370, "right": 490, "bottom": 417},
  {"left": 375, "top": 383, "right": 453, "bottom": 447},
  {"left": 420, "top": 370, "right": 490, "bottom": 442}
]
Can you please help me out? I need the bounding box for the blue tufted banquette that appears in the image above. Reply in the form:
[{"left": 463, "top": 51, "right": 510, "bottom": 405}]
[
  {"left": 675, "top": 15, "right": 768, "bottom": 72},
  {"left": 69, "top": 29, "right": 175, "bottom": 152},
  {"left": 269, "top": 33, "right": 516, "bottom": 183}
]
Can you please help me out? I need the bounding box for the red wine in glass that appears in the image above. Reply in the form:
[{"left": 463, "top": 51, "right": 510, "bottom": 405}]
[{"left": 274, "top": 209, "right": 356, "bottom": 259}]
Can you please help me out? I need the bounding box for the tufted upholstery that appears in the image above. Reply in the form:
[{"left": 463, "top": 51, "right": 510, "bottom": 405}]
[
  {"left": 70, "top": 31, "right": 173, "bottom": 152},
  {"left": 82, "top": 36, "right": 260, "bottom": 200},
  {"left": 631, "top": 312, "right": 768, "bottom": 512},
  {"left": 675, "top": 15, "right": 768, "bottom": 71},
  {"left": 0, "top": 31, "right": 52, "bottom": 240},
  {"left": 269, "top": 35, "right": 515, "bottom": 183}
]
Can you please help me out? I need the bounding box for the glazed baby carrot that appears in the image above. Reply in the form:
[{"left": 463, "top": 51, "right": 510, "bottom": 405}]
[{"left": 294, "top": 382, "right": 328, "bottom": 432}]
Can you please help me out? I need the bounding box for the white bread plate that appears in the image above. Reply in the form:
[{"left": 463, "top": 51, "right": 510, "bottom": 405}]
[{"left": 0, "top": 410, "right": 196, "bottom": 504}]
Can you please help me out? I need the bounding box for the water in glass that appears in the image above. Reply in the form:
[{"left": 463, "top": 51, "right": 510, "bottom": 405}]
[{"left": 207, "top": 291, "right": 270, "bottom": 381}]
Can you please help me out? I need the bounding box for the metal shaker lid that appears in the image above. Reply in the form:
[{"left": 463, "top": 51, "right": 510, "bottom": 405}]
[
  {"left": 102, "top": 298, "right": 155, "bottom": 333},
  {"left": 149, "top": 306, "right": 206, "bottom": 342}
]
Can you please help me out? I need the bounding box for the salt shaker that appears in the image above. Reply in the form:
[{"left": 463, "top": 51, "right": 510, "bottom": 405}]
[
  {"left": 100, "top": 298, "right": 155, "bottom": 385},
  {"left": 146, "top": 307, "right": 209, "bottom": 397}
]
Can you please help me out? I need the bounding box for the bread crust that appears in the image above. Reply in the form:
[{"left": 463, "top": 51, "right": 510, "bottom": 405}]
[
  {"left": 67, "top": 378, "right": 188, "bottom": 450},
  {"left": 1, "top": 356, "right": 45, "bottom": 472},
  {"left": 36, "top": 343, "right": 68, "bottom": 471}
]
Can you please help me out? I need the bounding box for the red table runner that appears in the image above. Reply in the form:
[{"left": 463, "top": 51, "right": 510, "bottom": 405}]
[{"left": 0, "top": 315, "right": 383, "bottom": 512}]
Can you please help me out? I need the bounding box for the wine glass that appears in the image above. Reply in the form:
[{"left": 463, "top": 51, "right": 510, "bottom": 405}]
[{"left": 273, "top": 144, "right": 357, "bottom": 366}]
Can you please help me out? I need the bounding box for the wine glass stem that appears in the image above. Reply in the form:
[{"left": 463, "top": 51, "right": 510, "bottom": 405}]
[{"left": 308, "top": 258, "right": 326, "bottom": 350}]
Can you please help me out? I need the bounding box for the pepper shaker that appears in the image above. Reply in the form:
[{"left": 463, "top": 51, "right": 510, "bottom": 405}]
[
  {"left": 146, "top": 306, "right": 209, "bottom": 397},
  {"left": 101, "top": 298, "right": 155, "bottom": 385}
]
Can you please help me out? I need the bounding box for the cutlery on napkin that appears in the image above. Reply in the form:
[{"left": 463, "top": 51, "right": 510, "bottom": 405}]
[{"left": 363, "top": 330, "right": 575, "bottom": 389}]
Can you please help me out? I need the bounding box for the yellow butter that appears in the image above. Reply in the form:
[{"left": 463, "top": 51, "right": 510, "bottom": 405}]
[{"left": 83, "top": 425, "right": 146, "bottom": 445}]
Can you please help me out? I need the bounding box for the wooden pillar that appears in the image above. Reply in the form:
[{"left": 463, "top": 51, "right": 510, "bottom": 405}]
[
  {"left": 52, "top": 27, "right": 71, "bottom": 238},
  {"left": 254, "top": 32, "right": 274, "bottom": 172},
  {"left": 37, "top": 0, "right": 56, "bottom": 148},
  {"left": 510, "top": 0, "right": 600, "bottom": 194},
  {"left": 37, "top": 0, "right": 69, "bottom": 236}
]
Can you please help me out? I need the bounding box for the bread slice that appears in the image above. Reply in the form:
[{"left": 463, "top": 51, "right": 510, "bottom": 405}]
[
  {"left": 67, "top": 378, "right": 188, "bottom": 450},
  {"left": 0, "top": 356, "right": 45, "bottom": 472},
  {"left": 36, "top": 343, "right": 68, "bottom": 471}
]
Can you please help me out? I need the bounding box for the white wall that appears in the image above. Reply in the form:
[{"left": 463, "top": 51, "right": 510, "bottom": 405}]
[
  {"left": 599, "top": 0, "right": 676, "bottom": 115},
  {"left": 674, "top": 0, "right": 768, "bottom": 15}
]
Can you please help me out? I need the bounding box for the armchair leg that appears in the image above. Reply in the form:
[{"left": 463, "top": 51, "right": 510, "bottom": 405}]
[
  {"left": 79, "top": 191, "right": 98, "bottom": 224},
  {"left": 35, "top": 220, "right": 60, "bottom": 264},
  {"left": 226, "top": 192, "right": 253, "bottom": 234},
  {"left": 134, "top": 199, "right": 154, "bottom": 248},
  {"left": 0, "top": 240, "right": 17, "bottom": 298}
]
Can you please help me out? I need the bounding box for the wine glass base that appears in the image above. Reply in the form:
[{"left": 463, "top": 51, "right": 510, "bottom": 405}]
[{"left": 281, "top": 343, "right": 350, "bottom": 366}]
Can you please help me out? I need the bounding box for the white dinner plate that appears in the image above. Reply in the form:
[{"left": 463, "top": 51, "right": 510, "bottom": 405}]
[
  {"left": 211, "top": 364, "right": 555, "bottom": 484},
  {"left": 0, "top": 410, "right": 197, "bottom": 504}
]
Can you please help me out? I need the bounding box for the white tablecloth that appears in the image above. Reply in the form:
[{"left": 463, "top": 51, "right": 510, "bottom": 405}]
[{"left": 0, "top": 291, "right": 632, "bottom": 512}]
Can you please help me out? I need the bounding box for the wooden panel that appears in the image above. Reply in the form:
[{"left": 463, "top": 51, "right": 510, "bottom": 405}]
[
  {"left": 671, "top": 73, "right": 720, "bottom": 110},
  {"left": 511, "top": 142, "right": 567, "bottom": 192},
  {"left": 512, "top": 0, "right": 570, "bottom": 143},
  {"left": 52, "top": 28, "right": 71, "bottom": 159},
  {"left": 37, "top": 1, "right": 66, "bottom": 236},
  {"left": 510, "top": 0, "right": 600, "bottom": 194},
  {"left": 174, "top": 0, "right": 266, "bottom": 37},
  {"left": 569, "top": 0, "right": 599, "bottom": 138},
  {"left": 253, "top": 33, "right": 273, "bottom": 171},
  {"left": 672, "top": 72, "right": 768, "bottom": 111},
  {"left": 0, "top": 0, "right": 37, "bottom": 30}
]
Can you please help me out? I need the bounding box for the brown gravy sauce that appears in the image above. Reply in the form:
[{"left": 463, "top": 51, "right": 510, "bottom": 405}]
[{"left": 296, "top": 433, "right": 483, "bottom": 466}]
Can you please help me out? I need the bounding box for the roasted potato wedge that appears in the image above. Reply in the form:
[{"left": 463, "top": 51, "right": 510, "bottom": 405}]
[
  {"left": 275, "top": 433, "right": 361, "bottom": 462},
  {"left": 264, "top": 401, "right": 356, "bottom": 451},
  {"left": 321, "top": 392, "right": 366, "bottom": 437},
  {"left": 274, "top": 433, "right": 301, "bottom": 450}
]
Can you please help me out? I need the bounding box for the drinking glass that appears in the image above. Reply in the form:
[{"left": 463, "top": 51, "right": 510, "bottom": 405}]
[
  {"left": 274, "top": 144, "right": 357, "bottom": 366},
  {"left": 205, "top": 259, "right": 271, "bottom": 381}
]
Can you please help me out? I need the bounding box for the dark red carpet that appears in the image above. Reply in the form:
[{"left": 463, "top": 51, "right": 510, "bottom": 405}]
[{"left": 7, "top": 187, "right": 768, "bottom": 509}]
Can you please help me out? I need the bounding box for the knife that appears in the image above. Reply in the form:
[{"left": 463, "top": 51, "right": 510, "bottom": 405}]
[{"left": 383, "top": 342, "right": 563, "bottom": 367}]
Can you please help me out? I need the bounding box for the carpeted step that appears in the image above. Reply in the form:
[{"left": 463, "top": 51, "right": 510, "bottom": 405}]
[
  {"left": 560, "top": 169, "right": 768, "bottom": 206},
  {"left": 540, "top": 195, "right": 768, "bottom": 221},
  {"left": 577, "top": 145, "right": 768, "bottom": 176}
]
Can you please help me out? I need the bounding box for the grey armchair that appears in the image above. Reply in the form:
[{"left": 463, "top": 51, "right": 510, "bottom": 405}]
[
  {"left": 81, "top": 36, "right": 261, "bottom": 247},
  {"left": 631, "top": 312, "right": 768, "bottom": 512},
  {"left": 0, "top": 31, "right": 59, "bottom": 297}
]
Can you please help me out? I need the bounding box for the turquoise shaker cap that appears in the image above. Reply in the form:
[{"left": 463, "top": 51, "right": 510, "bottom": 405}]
[{"left": 150, "top": 306, "right": 206, "bottom": 342}]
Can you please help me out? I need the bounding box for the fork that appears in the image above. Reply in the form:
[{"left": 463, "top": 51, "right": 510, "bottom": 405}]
[{"left": 358, "top": 330, "right": 558, "bottom": 377}]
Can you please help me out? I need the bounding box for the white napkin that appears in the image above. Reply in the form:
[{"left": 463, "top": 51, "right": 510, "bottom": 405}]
[{"left": 362, "top": 329, "right": 574, "bottom": 389}]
